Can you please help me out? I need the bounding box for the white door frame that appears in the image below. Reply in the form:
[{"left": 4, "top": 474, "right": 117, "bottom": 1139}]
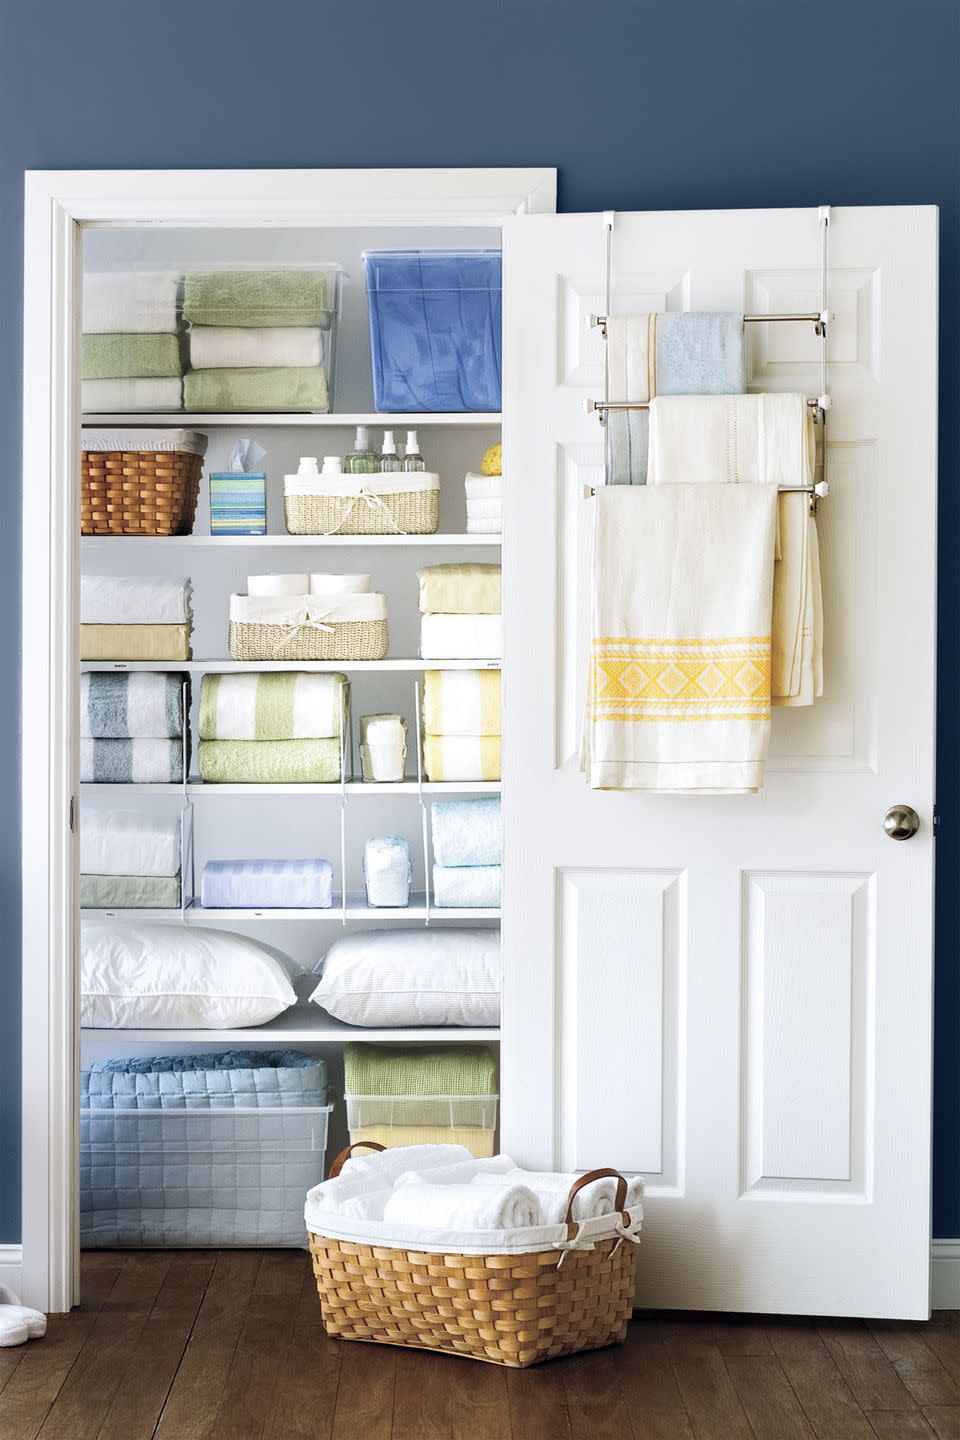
[{"left": 20, "top": 165, "right": 556, "bottom": 1312}]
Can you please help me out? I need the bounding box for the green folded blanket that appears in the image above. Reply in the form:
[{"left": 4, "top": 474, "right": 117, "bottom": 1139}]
[
  {"left": 183, "top": 366, "right": 329, "bottom": 413},
  {"left": 81, "top": 333, "right": 182, "bottom": 380},
  {"left": 198, "top": 737, "right": 341, "bottom": 784},
  {"left": 80, "top": 873, "right": 181, "bottom": 909},
  {"left": 183, "top": 270, "right": 332, "bottom": 328},
  {"left": 344, "top": 1044, "right": 498, "bottom": 1098}
]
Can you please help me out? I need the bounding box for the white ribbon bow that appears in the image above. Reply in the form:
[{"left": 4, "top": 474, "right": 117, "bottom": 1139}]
[
  {"left": 324, "top": 490, "right": 407, "bottom": 537},
  {"left": 271, "top": 604, "right": 339, "bottom": 656}
]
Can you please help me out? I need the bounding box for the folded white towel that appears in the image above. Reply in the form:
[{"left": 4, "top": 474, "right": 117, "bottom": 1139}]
[
  {"left": 383, "top": 1182, "right": 539, "bottom": 1231},
  {"left": 339, "top": 1189, "right": 391, "bottom": 1221},
  {"left": 307, "top": 1171, "right": 381, "bottom": 1210},
  {"left": 472, "top": 1169, "right": 644, "bottom": 1224},
  {"left": 82, "top": 377, "right": 183, "bottom": 413},
  {"left": 466, "top": 517, "right": 503, "bottom": 535},
  {"left": 340, "top": 1143, "right": 474, "bottom": 1181},
  {"left": 420, "top": 614, "right": 503, "bottom": 660},
  {"left": 465, "top": 472, "right": 503, "bottom": 501},
  {"left": 189, "top": 325, "right": 324, "bottom": 370},
  {"left": 83, "top": 272, "right": 180, "bottom": 334},
  {"left": 80, "top": 809, "right": 181, "bottom": 878},
  {"left": 81, "top": 575, "right": 192, "bottom": 626},
  {"left": 395, "top": 1154, "right": 517, "bottom": 1188},
  {"left": 466, "top": 498, "right": 503, "bottom": 520},
  {"left": 647, "top": 392, "right": 814, "bottom": 489}
]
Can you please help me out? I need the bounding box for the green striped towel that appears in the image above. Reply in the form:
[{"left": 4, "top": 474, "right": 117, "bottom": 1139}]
[
  {"left": 199, "top": 672, "right": 347, "bottom": 741},
  {"left": 344, "top": 1044, "right": 498, "bottom": 1098}
]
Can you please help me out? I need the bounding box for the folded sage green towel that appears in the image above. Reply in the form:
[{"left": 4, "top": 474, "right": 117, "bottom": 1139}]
[
  {"left": 81, "top": 333, "right": 182, "bottom": 380},
  {"left": 198, "top": 737, "right": 341, "bottom": 783},
  {"left": 184, "top": 366, "right": 329, "bottom": 413},
  {"left": 344, "top": 1044, "right": 498, "bottom": 1098},
  {"left": 80, "top": 873, "right": 181, "bottom": 909},
  {"left": 183, "top": 270, "right": 332, "bottom": 327}
]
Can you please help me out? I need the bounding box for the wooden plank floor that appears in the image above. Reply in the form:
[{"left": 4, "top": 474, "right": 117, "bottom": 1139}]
[{"left": 2, "top": 1252, "right": 960, "bottom": 1440}]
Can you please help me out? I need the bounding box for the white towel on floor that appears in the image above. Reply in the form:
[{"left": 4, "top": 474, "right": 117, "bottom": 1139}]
[
  {"left": 340, "top": 1143, "right": 474, "bottom": 1181},
  {"left": 80, "top": 809, "right": 181, "bottom": 877},
  {"left": 81, "top": 575, "right": 192, "bottom": 626},
  {"left": 582, "top": 484, "right": 778, "bottom": 793},
  {"left": 188, "top": 325, "right": 324, "bottom": 370},
  {"left": 420, "top": 614, "right": 503, "bottom": 660},
  {"left": 82, "top": 377, "right": 183, "bottom": 412},
  {"left": 383, "top": 1182, "right": 539, "bottom": 1231},
  {"left": 395, "top": 1154, "right": 517, "bottom": 1188},
  {"left": 472, "top": 1169, "right": 644, "bottom": 1224},
  {"left": 83, "top": 272, "right": 180, "bottom": 334}
]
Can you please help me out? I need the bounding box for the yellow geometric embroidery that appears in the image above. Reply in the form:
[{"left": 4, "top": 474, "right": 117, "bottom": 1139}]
[{"left": 590, "top": 635, "right": 771, "bottom": 723}]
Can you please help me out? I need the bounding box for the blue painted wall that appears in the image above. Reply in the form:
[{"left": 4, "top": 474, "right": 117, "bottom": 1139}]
[{"left": 1, "top": 0, "right": 956, "bottom": 1243}]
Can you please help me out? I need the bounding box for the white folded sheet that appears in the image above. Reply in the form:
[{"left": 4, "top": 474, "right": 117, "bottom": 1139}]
[
  {"left": 80, "top": 809, "right": 181, "bottom": 877},
  {"left": 83, "top": 271, "right": 180, "bottom": 334},
  {"left": 188, "top": 325, "right": 324, "bottom": 369},
  {"left": 383, "top": 1182, "right": 539, "bottom": 1231},
  {"left": 82, "top": 377, "right": 183, "bottom": 412},
  {"left": 420, "top": 613, "right": 502, "bottom": 660},
  {"left": 81, "top": 575, "right": 192, "bottom": 626}
]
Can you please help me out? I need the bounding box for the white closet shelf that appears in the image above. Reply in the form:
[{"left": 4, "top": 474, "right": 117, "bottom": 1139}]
[
  {"left": 80, "top": 779, "right": 501, "bottom": 795},
  {"left": 81, "top": 412, "right": 502, "bottom": 429},
  {"left": 80, "top": 659, "right": 501, "bottom": 673},
  {"left": 80, "top": 1011, "right": 502, "bottom": 1045},
  {"left": 80, "top": 533, "right": 501, "bottom": 549},
  {"left": 83, "top": 893, "right": 501, "bottom": 923}
]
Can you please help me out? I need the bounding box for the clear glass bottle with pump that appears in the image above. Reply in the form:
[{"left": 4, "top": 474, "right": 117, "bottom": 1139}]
[
  {"left": 380, "top": 430, "right": 402, "bottom": 473},
  {"left": 344, "top": 425, "right": 379, "bottom": 475},
  {"left": 403, "top": 430, "right": 425, "bottom": 472}
]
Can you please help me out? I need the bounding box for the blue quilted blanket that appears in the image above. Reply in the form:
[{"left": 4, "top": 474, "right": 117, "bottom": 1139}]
[{"left": 81, "top": 1050, "right": 328, "bottom": 1109}]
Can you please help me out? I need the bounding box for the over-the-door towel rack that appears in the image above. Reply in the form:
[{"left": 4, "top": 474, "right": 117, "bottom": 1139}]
[{"left": 583, "top": 207, "right": 832, "bottom": 512}]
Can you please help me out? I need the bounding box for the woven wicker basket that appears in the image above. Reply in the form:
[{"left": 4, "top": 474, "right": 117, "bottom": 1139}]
[
  {"left": 308, "top": 1144, "right": 638, "bottom": 1368},
  {"left": 285, "top": 483, "right": 439, "bottom": 536},
  {"left": 82, "top": 449, "right": 202, "bottom": 536},
  {"left": 229, "top": 618, "right": 388, "bottom": 662}
]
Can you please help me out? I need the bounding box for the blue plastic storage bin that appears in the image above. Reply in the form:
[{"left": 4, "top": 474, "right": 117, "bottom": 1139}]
[{"left": 363, "top": 249, "right": 502, "bottom": 413}]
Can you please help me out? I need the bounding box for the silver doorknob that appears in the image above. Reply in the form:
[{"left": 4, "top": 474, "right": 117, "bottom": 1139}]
[{"left": 883, "top": 805, "right": 920, "bottom": 841}]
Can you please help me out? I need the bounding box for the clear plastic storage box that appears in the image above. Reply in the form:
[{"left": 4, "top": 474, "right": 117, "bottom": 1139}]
[
  {"left": 345, "top": 1093, "right": 498, "bottom": 1158},
  {"left": 80, "top": 1104, "right": 333, "bottom": 1247},
  {"left": 362, "top": 249, "right": 502, "bottom": 412}
]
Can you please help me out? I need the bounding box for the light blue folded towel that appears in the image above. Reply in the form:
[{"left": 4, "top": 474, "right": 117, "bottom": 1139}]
[
  {"left": 200, "top": 859, "right": 333, "bottom": 909},
  {"left": 433, "top": 865, "right": 501, "bottom": 909},
  {"left": 609, "top": 312, "right": 745, "bottom": 486},
  {"left": 431, "top": 797, "right": 502, "bottom": 868},
  {"left": 364, "top": 836, "right": 411, "bottom": 908}
]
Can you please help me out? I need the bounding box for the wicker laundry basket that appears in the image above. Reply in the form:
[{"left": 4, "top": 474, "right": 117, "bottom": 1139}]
[
  {"left": 308, "top": 1143, "right": 639, "bottom": 1368},
  {"left": 284, "top": 473, "right": 439, "bottom": 536},
  {"left": 81, "top": 430, "right": 207, "bottom": 536},
  {"left": 228, "top": 591, "right": 389, "bottom": 662}
]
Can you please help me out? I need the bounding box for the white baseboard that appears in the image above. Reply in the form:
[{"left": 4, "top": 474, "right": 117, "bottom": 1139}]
[
  {"left": 932, "top": 1241, "right": 960, "bottom": 1308},
  {"left": 0, "top": 1246, "right": 23, "bottom": 1297}
]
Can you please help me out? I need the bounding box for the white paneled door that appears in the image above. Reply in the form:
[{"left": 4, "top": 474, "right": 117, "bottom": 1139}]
[{"left": 500, "top": 207, "right": 937, "bottom": 1318}]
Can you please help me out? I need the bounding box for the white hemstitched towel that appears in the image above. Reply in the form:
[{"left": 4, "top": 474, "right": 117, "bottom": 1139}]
[
  {"left": 648, "top": 392, "right": 823, "bottom": 704},
  {"left": 582, "top": 484, "right": 778, "bottom": 792}
]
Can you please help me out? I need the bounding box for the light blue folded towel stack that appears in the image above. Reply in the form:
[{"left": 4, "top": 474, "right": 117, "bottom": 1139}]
[
  {"left": 431, "top": 798, "right": 501, "bottom": 909},
  {"left": 608, "top": 311, "right": 745, "bottom": 486}
]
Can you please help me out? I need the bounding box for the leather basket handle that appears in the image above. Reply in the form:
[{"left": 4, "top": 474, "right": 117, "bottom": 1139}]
[
  {"left": 564, "top": 1167, "right": 629, "bottom": 1226},
  {"left": 328, "top": 1140, "right": 386, "bottom": 1179}
]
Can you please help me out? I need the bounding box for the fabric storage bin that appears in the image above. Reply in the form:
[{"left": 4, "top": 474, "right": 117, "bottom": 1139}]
[
  {"left": 284, "top": 472, "right": 439, "bottom": 536},
  {"left": 81, "top": 428, "right": 207, "bottom": 536},
  {"left": 346, "top": 1095, "right": 497, "bottom": 1131},
  {"left": 307, "top": 1143, "right": 640, "bottom": 1367},
  {"left": 363, "top": 249, "right": 502, "bottom": 412},
  {"left": 228, "top": 592, "right": 389, "bottom": 661},
  {"left": 80, "top": 1051, "right": 330, "bottom": 1248}
]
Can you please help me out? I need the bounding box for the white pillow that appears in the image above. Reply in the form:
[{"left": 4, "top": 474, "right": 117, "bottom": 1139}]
[
  {"left": 80, "top": 922, "right": 297, "bottom": 1029},
  {"left": 309, "top": 928, "right": 500, "bottom": 1027}
]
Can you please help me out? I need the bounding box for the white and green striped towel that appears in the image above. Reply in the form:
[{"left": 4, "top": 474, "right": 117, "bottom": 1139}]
[{"left": 199, "top": 671, "right": 348, "bottom": 741}]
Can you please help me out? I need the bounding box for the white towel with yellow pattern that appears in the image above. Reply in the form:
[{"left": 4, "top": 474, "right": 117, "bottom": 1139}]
[
  {"left": 582, "top": 484, "right": 778, "bottom": 792},
  {"left": 648, "top": 392, "right": 822, "bottom": 705}
]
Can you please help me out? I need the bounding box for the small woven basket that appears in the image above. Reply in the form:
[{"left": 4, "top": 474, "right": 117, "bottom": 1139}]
[
  {"left": 82, "top": 450, "right": 202, "bottom": 536},
  {"left": 229, "top": 618, "right": 389, "bottom": 662},
  {"left": 308, "top": 1144, "right": 638, "bottom": 1369},
  {"left": 285, "top": 486, "right": 439, "bottom": 537}
]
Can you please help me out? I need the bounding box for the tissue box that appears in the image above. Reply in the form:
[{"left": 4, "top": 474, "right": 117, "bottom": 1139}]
[{"left": 209, "top": 472, "right": 267, "bottom": 536}]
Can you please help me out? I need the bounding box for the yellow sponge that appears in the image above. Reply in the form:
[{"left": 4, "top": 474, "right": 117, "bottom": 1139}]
[{"left": 481, "top": 443, "right": 502, "bottom": 476}]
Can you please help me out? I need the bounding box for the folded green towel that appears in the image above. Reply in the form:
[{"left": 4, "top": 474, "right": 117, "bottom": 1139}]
[
  {"left": 198, "top": 737, "right": 341, "bottom": 784},
  {"left": 344, "top": 1044, "right": 498, "bottom": 1098},
  {"left": 183, "top": 366, "right": 329, "bottom": 413},
  {"left": 183, "top": 270, "right": 332, "bottom": 328},
  {"left": 199, "top": 672, "right": 347, "bottom": 741},
  {"left": 81, "top": 333, "right": 182, "bottom": 380},
  {"left": 80, "top": 873, "right": 181, "bottom": 909}
]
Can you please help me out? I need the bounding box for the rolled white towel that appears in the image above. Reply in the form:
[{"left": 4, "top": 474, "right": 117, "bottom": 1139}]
[
  {"left": 304, "top": 1171, "right": 376, "bottom": 1211},
  {"left": 394, "top": 1153, "right": 517, "bottom": 1188},
  {"left": 383, "top": 1182, "right": 539, "bottom": 1232},
  {"left": 340, "top": 1143, "right": 473, "bottom": 1181},
  {"left": 471, "top": 1170, "right": 643, "bottom": 1224},
  {"left": 339, "top": 1189, "right": 391, "bottom": 1222}
]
